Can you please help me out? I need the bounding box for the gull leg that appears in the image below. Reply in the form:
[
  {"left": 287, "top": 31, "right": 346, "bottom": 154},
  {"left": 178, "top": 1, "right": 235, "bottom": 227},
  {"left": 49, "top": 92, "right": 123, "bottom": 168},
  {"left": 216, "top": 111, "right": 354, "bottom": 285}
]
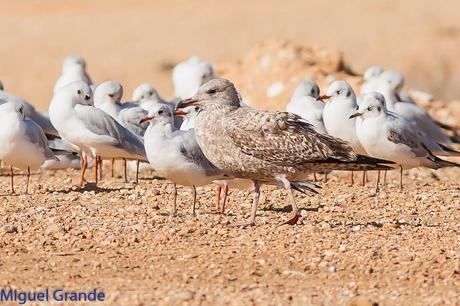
[
  {"left": 362, "top": 171, "right": 367, "bottom": 187},
  {"left": 349, "top": 171, "right": 354, "bottom": 185},
  {"left": 79, "top": 153, "right": 88, "bottom": 187},
  {"left": 192, "top": 185, "right": 197, "bottom": 216},
  {"left": 213, "top": 185, "right": 222, "bottom": 212},
  {"left": 135, "top": 160, "right": 140, "bottom": 184},
  {"left": 98, "top": 157, "right": 103, "bottom": 181},
  {"left": 123, "top": 159, "right": 128, "bottom": 183},
  {"left": 221, "top": 184, "right": 229, "bottom": 214},
  {"left": 172, "top": 183, "right": 177, "bottom": 216},
  {"left": 25, "top": 166, "right": 30, "bottom": 194},
  {"left": 324, "top": 172, "right": 328, "bottom": 183},
  {"left": 313, "top": 172, "right": 317, "bottom": 182},
  {"left": 10, "top": 166, "right": 15, "bottom": 195},
  {"left": 110, "top": 158, "right": 115, "bottom": 177},
  {"left": 278, "top": 179, "right": 300, "bottom": 226},
  {"left": 399, "top": 165, "right": 403, "bottom": 190},
  {"left": 93, "top": 155, "right": 99, "bottom": 186},
  {"left": 375, "top": 170, "right": 380, "bottom": 193},
  {"left": 383, "top": 170, "right": 387, "bottom": 185},
  {"left": 231, "top": 181, "right": 260, "bottom": 227}
]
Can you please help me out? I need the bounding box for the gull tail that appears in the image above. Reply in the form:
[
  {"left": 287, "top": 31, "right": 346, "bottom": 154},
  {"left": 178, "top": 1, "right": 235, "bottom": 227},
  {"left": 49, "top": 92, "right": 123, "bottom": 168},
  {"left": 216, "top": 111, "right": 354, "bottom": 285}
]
[
  {"left": 449, "top": 135, "right": 460, "bottom": 144},
  {"left": 431, "top": 156, "right": 460, "bottom": 169},
  {"left": 435, "top": 120, "right": 459, "bottom": 133},
  {"left": 435, "top": 142, "right": 460, "bottom": 157},
  {"left": 321, "top": 155, "right": 395, "bottom": 172},
  {"left": 291, "top": 181, "right": 320, "bottom": 195},
  {"left": 422, "top": 143, "right": 460, "bottom": 169}
]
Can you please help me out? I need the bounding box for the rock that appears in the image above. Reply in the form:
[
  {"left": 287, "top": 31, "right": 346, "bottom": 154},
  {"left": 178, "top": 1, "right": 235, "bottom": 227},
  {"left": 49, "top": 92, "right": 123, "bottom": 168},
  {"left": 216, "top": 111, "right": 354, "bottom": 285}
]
[
  {"left": 4, "top": 225, "right": 18, "bottom": 234},
  {"left": 169, "top": 289, "right": 195, "bottom": 302},
  {"left": 347, "top": 296, "right": 378, "bottom": 306}
]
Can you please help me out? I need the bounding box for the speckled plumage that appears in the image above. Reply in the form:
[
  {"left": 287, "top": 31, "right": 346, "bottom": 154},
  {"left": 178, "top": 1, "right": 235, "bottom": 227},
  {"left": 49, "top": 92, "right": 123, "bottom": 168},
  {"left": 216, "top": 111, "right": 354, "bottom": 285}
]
[{"left": 176, "top": 79, "right": 393, "bottom": 226}]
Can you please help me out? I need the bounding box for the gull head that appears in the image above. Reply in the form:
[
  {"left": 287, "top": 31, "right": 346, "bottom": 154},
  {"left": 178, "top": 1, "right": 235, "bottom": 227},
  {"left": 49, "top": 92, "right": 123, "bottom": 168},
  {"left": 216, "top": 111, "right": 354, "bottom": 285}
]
[
  {"left": 350, "top": 92, "right": 386, "bottom": 119},
  {"left": 132, "top": 83, "right": 161, "bottom": 103},
  {"left": 175, "top": 78, "right": 241, "bottom": 112},
  {"left": 290, "top": 80, "right": 320, "bottom": 102},
  {"left": 94, "top": 81, "right": 123, "bottom": 107},
  {"left": 0, "top": 101, "right": 26, "bottom": 120},
  {"left": 363, "top": 66, "right": 384, "bottom": 81},
  {"left": 172, "top": 56, "right": 215, "bottom": 99},
  {"left": 139, "top": 104, "right": 173, "bottom": 124},
  {"left": 57, "top": 81, "right": 93, "bottom": 106},
  {"left": 379, "top": 70, "right": 404, "bottom": 94},
  {"left": 62, "top": 55, "right": 87, "bottom": 73},
  {"left": 321, "top": 80, "right": 356, "bottom": 101}
]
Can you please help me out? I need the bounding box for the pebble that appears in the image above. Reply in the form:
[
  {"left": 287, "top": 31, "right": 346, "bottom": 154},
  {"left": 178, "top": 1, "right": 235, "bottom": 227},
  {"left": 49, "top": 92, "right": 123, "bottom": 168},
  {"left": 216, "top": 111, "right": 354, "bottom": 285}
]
[{"left": 4, "top": 225, "right": 18, "bottom": 234}]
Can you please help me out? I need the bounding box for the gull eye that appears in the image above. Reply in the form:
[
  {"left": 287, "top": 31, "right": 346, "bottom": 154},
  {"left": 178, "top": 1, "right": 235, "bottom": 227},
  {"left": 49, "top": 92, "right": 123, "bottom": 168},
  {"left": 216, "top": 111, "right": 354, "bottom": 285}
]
[
  {"left": 158, "top": 110, "right": 164, "bottom": 115},
  {"left": 206, "top": 89, "right": 216, "bottom": 94},
  {"left": 367, "top": 106, "right": 372, "bottom": 111},
  {"left": 77, "top": 89, "right": 81, "bottom": 94},
  {"left": 108, "top": 93, "right": 114, "bottom": 98},
  {"left": 377, "top": 106, "right": 381, "bottom": 111}
]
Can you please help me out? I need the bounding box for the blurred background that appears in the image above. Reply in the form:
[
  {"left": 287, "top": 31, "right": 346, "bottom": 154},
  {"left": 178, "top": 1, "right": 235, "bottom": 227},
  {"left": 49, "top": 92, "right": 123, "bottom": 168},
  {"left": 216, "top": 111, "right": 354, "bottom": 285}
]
[{"left": 1, "top": 0, "right": 460, "bottom": 109}]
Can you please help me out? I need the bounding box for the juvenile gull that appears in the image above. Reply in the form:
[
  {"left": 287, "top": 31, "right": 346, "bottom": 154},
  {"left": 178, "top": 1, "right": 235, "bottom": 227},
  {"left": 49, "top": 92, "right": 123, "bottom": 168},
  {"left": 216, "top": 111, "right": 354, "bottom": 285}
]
[
  {"left": 352, "top": 92, "right": 460, "bottom": 190},
  {"left": 285, "top": 80, "right": 326, "bottom": 134},
  {"left": 49, "top": 81, "right": 146, "bottom": 187},
  {"left": 0, "top": 101, "right": 56, "bottom": 194},
  {"left": 141, "top": 104, "right": 229, "bottom": 215},
  {"left": 176, "top": 78, "right": 393, "bottom": 226},
  {"left": 54, "top": 56, "right": 92, "bottom": 93}
]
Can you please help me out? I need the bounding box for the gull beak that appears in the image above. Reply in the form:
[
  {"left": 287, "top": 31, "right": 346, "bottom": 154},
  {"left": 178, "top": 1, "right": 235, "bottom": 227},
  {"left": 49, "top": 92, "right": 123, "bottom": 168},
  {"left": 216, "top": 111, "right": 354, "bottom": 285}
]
[
  {"left": 174, "top": 109, "right": 187, "bottom": 116},
  {"left": 175, "top": 97, "right": 198, "bottom": 110},
  {"left": 319, "top": 95, "right": 331, "bottom": 101},
  {"left": 139, "top": 116, "right": 152, "bottom": 124},
  {"left": 349, "top": 112, "right": 363, "bottom": 119}
]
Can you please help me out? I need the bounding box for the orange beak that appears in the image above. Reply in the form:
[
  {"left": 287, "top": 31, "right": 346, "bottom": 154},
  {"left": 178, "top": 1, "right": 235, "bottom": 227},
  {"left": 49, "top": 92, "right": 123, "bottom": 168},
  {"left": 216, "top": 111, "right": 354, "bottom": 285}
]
[
  {"left": 174, "top": 109, "right": 187, "bottom": 116},
  {"left": 319, "top": 95, "right": 331, "bottom": 100},
  {"left": 139, "top": 116, "right": 152, "bottom": 124}
]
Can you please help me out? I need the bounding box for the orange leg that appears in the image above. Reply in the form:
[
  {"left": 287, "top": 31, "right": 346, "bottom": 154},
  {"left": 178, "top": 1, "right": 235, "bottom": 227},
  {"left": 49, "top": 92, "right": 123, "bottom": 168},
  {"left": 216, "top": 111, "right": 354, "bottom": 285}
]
[
  {"left": 110, "top": 158, "right": 115, "bottom": 177},
  {"left": 25, "top": 166, "right": 30, "bottom": 194},
  {"left": 79, "top": 153, "right": 88, "bottom": 187},
  {"left": 220, "top": 184, "right": 229, "bottom": 213},
  {"left": 93, "top": 155, "right": 98, "bottom": 186},
  {"left": 10, "top": 166, "right": 15, "bottom": 195}
]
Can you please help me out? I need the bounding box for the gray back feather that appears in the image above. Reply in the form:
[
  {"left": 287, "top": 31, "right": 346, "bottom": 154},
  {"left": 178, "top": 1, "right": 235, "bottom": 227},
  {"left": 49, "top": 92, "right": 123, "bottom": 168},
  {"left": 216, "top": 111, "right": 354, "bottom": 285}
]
[{"left": 75, "top": 105, "right": 146, "bottom": 158}]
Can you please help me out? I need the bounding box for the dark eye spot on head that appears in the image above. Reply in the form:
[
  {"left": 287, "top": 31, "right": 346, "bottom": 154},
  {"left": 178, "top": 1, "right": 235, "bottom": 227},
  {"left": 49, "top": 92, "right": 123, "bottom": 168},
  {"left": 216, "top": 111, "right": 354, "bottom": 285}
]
[
  {"left": 346, "top": 91, "right": 351, "bottom": 98},
  {"left": 367, "top": 106, "right": 372, "bottom": 111},
  {"left": 377, "top": 106, "right": 381, "bottom": 111},
  {"left": 158, "top": 110, "right": 164, "bottom": 115},
  {"left": 77, "top": 89, "right": 81, "bottom": 95}
]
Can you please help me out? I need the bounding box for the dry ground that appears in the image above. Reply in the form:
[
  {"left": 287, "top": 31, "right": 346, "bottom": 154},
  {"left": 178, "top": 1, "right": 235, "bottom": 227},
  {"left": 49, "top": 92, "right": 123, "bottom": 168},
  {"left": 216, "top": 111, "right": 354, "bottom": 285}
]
[{"left": 0, "top": 166, "right": 459, "bottom": 305}]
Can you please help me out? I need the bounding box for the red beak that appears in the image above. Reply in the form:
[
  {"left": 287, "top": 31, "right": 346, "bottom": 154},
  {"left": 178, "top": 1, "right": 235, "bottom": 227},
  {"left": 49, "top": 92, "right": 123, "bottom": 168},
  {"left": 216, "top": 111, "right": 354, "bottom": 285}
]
[
  {"left": 139, "top": 116, "right": 152, "bottom": 124},
  {"left": 174, "top": 109, "right": 187, "bottom": 116},
  {"left": 319, "top": 95, "right": 331, "bottom": 100}
]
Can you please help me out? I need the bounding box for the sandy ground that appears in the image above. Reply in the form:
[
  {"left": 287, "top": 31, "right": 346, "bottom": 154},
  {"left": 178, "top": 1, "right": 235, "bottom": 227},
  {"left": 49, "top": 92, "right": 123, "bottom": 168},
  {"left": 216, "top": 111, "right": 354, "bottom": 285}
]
[
  {"left": 1, "top": 1, "right": 460, "bottom": 305},
  {"left": 0, "top": 167, "right": 459, "bottom": 305},
  {"left": 2, "top": 0, "right": 460, "bottom": 109}
]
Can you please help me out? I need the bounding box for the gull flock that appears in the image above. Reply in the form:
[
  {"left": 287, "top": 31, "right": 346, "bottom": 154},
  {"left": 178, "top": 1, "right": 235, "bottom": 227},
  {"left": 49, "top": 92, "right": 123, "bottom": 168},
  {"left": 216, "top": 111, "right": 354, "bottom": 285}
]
[{"left": 0, "top": 57, "right": 459, "bottom": 226}]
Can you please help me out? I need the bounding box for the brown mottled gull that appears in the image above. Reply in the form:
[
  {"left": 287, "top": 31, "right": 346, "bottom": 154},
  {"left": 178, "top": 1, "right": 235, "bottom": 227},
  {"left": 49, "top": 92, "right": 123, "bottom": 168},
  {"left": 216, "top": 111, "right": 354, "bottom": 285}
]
[{"left": 176, "top": 78, "right": 394, "bottom": 226}]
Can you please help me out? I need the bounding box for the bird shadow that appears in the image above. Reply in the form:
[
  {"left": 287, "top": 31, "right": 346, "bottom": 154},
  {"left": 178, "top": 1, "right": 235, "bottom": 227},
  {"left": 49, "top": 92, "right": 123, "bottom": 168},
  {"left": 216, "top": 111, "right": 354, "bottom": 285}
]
[
  {"left": 49, "top": 183, "right": 131, "bottom": 194},
  {"left": 261, "top": 204, "right": 325, "bottom": 213}
]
